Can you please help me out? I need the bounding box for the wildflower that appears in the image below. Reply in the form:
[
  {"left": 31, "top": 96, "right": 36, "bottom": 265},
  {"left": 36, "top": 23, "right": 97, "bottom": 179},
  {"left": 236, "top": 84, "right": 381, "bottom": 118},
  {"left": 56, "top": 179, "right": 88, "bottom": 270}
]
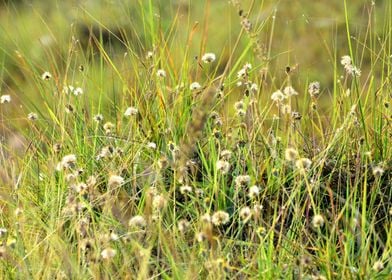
[
  {"left": 341, "top": 55, "right": 352, "bottom": 66},
  {"left": 73, "top": 87, "right": 83, "bottom": 96},
  {"left": 146, "top": 51, "right": 154, "bottom": 59},
  {"left": 129, "top": 215, "right": 146, "bottom": 228},
  {"left": 234, "top": 100, "right": 244, "bottom": 110},
  {"left": 0, "top": 228, "right": 7, "bottom": 237},
  {"left": 63, "top": 85, "right": 74, "bottom": 95},
  {"left": 308, "top": 81, "right": 320, "bottom": 98},
  {"left": 295, "top": 158, "right": 312, "bottom": 170},
  {"left": 108, "top": 175, "right": 124, "bottom": 187},
  {"left": 124, "top": 106, "right": 138, "bottom": 117},
  {"left": 241, "top": 18, "right": 252, "bottom": 32},
  {"left": 220, "top": 150, "right": 232, "bottom": 160},
  {"left": 103, "top": 122, "right": 115, "bottom": 134},
  {"left": 271, "top": 90, "right": 286, "bottom": 102},
  {"left": 253, "top": 204, "right": 263, "bottom": 217},
  {"left": 216, "top": 160, "right": 230, "bottom": 174},
  {"left": 211, "top": 210, "right": 230, "bottom": 226},
  {"left": 0, "top": 95, "right": 11, "bottom": 104},
  {"left": 53, "top": 143, "right": 62, "bottom": 153},
  {"left": 73, "top": 182, "right": 87, "bottom": 193},
  {"left": 179, "top": 185, "right": 192, "bottom": 195},
  {"left": 147, "top": 142, "right": 157, "bottom": 149},
  {"left": 372, "top": 165, "right": 384, "bottom": 177},
  {"left": 101, "top": 248, "right": 116, "bottom": 260},
  {"left": 235, "top": 175, "right": 251, "bottom": 187},
  {"left": 281, "top": 104, "right": 291, "bottom": 115},
  {"left": 312, "top": 214, "right": 324, "bottom": 228},
  {"left": 60, "top": 154, "right": 77, "bottom": 170},
  {"left": 156, "top": 69, "right": 166, "bottom": 78},
  {"left": 239, "top": 206, "right": 252, "bottom": 222},
  {"left": 93, "top": 114, "right": 104, "bottom": 122},
  {"left": 291, "top": 111, "right": 302, "bottom": 120},
  {"left": 201, "top": 52, "right": 216, "bottom": 63},
  {"left": 372, "top": 260, "right": 384, "bottom": 272},
  {"left": 27, "top": 112, "right": 38, "bottom": 121},
  {"left": 41, "top": 71, "right": 52, "bottom": 80},
  {"left": 249, "top": 83, "right": 258, "bottom": 93},
  {"left": 248, "top": 185, "right": 260, "bottom": 199},
  {"left": 152, "top": 194, "right": 167, "bottom": 211},
  {"left": 283, "top": 86, "right": 298, "bottom": 97},
  {"left": 190, "top": 82, "right": 201, "bottom": 91},
  {"left": 285, "top": 148, "right": 299, "bottom": 162}
]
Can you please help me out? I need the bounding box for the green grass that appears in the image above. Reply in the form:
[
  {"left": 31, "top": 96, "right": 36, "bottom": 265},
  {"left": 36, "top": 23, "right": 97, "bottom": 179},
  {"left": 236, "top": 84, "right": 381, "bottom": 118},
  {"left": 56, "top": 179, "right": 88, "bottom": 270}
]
[{"left": 0, "top": 0, "right": 391, "bottom": 279}]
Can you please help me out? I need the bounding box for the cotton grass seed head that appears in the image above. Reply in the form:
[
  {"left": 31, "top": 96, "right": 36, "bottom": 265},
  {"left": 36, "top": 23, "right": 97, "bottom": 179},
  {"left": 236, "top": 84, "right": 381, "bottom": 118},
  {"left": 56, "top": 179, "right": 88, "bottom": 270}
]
[
  {"left": 41, "top": 71, "right": 52, "bottom": 80},
  {"left": 179, "top": 185, "right": 192, "bottom": 195},
  {"left": 129, "top": 215, "right": 146, "bottom": 228},
  {"left": 0, "top": 95, "right": 11, "bottom": 104},
  {"left": 216, "top": 160, "right": 230, "bottom": 174},
  {"left": 312, "top": 214, "right": 324, "bottom": 228},
  {"left": 201, "top": 52, "right": 216, "bottom": 63},
  {"left": 235, "top": 175, "right": 251, "bottom": 187},
  {"left": 156, "top": 69, "right": 166, "bottom": 78},
  {"left": 372, "top": 165, "right": 384, "bottom": 177},
  {"left": 211, "top": 210, "right": 230, "bottom": 226},
  {"left": 108, "top": 175, "right": 124, "bottom": 187},
  {"left": 60, "top": 154, "right": 77, "bottom": 170},
  {"left": 285, "top": 148, "right": 299, "bottom": 162},
  {"left": 239, "top": 206, "right": 252, "bottom": 222},
  {"left": 295, "top": 158, "right": 312, "bottom": 170},
  {"left": 28, "top": 112, "right": 38, "bottom": 121},
  {"left": 271, "top": 90, "right": 286, "bottom": 102},
  {"left": 190, "top": 82, "right": 201, "bottom": 91},
  {"left": 248, "top": 185, "right": 260, "bottom": 199},
  {"left": 124, "top": 106, "right": 138, "bottom": 117},
  {"left": 101, "top": 247, "right": 116, "bottom": 260}
]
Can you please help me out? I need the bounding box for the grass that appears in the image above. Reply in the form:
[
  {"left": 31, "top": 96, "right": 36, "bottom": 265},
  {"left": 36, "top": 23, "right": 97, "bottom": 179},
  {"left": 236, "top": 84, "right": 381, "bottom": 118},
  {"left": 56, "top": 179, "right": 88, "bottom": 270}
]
[{"left": 0, "top": 0, "right": 391, "bottom": 279}]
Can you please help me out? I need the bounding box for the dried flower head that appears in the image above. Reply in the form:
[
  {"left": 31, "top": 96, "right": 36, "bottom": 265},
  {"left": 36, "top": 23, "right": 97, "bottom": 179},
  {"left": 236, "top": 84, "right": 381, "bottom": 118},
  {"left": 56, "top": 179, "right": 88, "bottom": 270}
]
[
  {"left": 156, "top": 69, "right": 166, "bottom": 78},
  {"left": 178, "top": 219, "right": 190, "bottom": 233},
  {"left": 60, "top": 154, "right": 77, "bottom": 170},
  {"left": 41, "top": 71, "right": 52, "bottom": 80},
  {"left": 285, "top": 148, "right": 299, "bottom": 162},
  {"left": 28, "top": 112, "right": 38, "bottom": 121},
  {"left": 283, "top": 86, "right": 298, "bottom": 97},
  {"left": 248, "top": 185, "right": 260, "bottom": 199},
  {"left": 190, "top": 82, "right": 202, "bottom": 91},
  {"left": 103, "top": 122, "right": 115, "bottom": 134},
  {"left": 308, "top": 81, "right": 320, "bottom": 98},
  {"left": 235, "top": 175, "right": 251, "bottom": 187},
  {"left": 211, "top": 210, "right": 230, "bottom": 226},
  {"left": 372, "top": 165, "right": 384, "bottom": 177},
  {"left": 94, "top": 114, "right": 104, "bottom": 122},
  {"left": 239, "top": 206, "right": 252, "bottom": 222},
  {"left": 129, "top": 215, "right": 146, "bottom": 228},
  {"left": 201, "top": 52, "right": 216, "bottom": 63},
  {"left": 220, "top": 150, "right": 232, "bottom": 160},
  {"left": 147, "top": 142, "right": 157, "bottom": 149},
  {"left": 372, "top": 260, "right": 384, "bottom": 272},
  {"left": 0, "top": 95, "right": 11, "bottom": 104},
  {"left": 152, "top": 194, "right": 167, "bottom": 211},
  {"left": 101, "top": 247, "right": 116, "bottom": 260},
  {"left": 108, "top": 175, "right": 124, "bottom": 187},
  {"left": 216, "top": 160, "right": 230, "bottom": 174},
  {"left": 312, "top": 214, "right": 325, "bottom": 228},
  {"left": 73, "top": 87, "right": 83, "bottom": 96},
  {"left": 271, "top": 90, "right": 286, "bottom": 102},
  {"left": 124, "top": 106, "right": 138, "bottom": 117},
  {"left": 179, "top": 185, "right": 192, "bottom": 195},
  {"left": 295, "top": 158, "right": 312, "bottom": 170}
]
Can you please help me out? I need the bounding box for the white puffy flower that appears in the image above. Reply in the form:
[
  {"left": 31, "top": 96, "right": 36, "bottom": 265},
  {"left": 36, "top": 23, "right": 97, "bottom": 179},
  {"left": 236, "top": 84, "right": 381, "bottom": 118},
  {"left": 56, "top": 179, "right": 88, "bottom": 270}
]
[
  {"left": 271, "top": 90, "right": 286, "bottom": 102},
  {"left": 124, "top": 107, "right": 138, "bottom": 117},
  {"left": 201, "top": 52, "right": 216, "bottom": 63},
  {"left": 156, "top": 69, "right": 166, "bottom": 78},
  {"left": 41, "top": 71, "right": 52, "bottom": 80},
  {"left": 190, "top": 82, "right": 201, "bottom": 91},
  {"left": 0, "top": 95, "right": 11, "bottom": 104}
]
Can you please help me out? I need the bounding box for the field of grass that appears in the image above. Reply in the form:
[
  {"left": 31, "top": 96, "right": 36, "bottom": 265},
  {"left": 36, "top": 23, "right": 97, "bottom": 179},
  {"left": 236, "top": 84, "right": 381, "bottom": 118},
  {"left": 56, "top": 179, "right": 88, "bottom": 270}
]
[{"left": 0, "top": 0, "right": 391, "bottom": 279}]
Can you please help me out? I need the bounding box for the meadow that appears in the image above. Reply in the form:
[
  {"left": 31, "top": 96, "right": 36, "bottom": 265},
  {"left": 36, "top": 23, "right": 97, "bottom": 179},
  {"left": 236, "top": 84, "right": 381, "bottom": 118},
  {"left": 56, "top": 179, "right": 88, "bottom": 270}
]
[{"left": 0, "top": 0, "right": 391, "bottom": 279}]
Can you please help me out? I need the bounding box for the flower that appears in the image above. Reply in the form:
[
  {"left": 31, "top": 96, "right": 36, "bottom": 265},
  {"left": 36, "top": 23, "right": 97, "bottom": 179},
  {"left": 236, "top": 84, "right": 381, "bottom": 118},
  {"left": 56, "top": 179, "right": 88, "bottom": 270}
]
[
  {"left": 41, "top": 71, "right": 52, "bottom": 80},
  {"left": 372, "top": 165, "right": 384, "bottom": 177},
  {"left": 239, "top": 207, "right": 252, "bottom": 222},
  {"left": 124, "top": 106, "right": 138, "bottom": 117},
  {"left": 93, "top": 114, "right": 103, "bottom": 122},
  {"left": 73, "top": 87, "right": 83, "bottom": 96},
  {"left": 27, "top": 112, "right": 38, "bottom": 121},
  {"left": 179, "top": 185, "right": 192, "bottom": 194},
  {"left": 156, "top": 69, "right": 166, "bottom": 78},
  {"left": 216, "top": 160, "right": 230, "bottom": 174},
  {"left": 308, "top": 81, "right": 320, "bottom": 98},
  {"left": 285, "top": 148, "right": 298, "bottom": 162},
  {"left": 103, "top": 122, "right": 115, "bottom": 134},
  {"left": 190, "top": 82, "right": 201, "bottom": 91},
  {"left": 201, "top": 52, "right": 216, "bottom": 63},
  {"left": 295, "top": 158, "right": 312, "bottom": 170},
  {"left": 311, "top": 214, "right": 324, "bottom": 228},
  {"left": 248, "top": 185, "right": 260, "bottom": 198},
  {"left": 211, "top": 210, "right": 230, "bottom": 226},
  {"left": 271, "top": 90, "right": 286, "bottom": 102},
  {"left": 234, "top": 175, "right": 251, "bottom": 187},
  {"left": 372, "top": 260, "right": 384, "bottom": 272},
  {"left": 60, "top": 154, "right": 77, "bottom": 170},
  {"left": 129, "top": 215, "right": 146, "bottom": 228},
  {"left": 283, "top": 86, "right": 298, "bottom": 97},
  {"left": 101, "top": 248, "right": 116, "bottom": 259},
  {"left": 341, "top": 55, "right": 352, "bottom": 66},
  {"left": 0, "top": 95, "right": 11, "bottom": 104},
  {"left": 147, "top": 142, "right": 157, "bottom": 149},
  {"left": 108, "top": 175, "right": 124, "bottom": 187}
]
